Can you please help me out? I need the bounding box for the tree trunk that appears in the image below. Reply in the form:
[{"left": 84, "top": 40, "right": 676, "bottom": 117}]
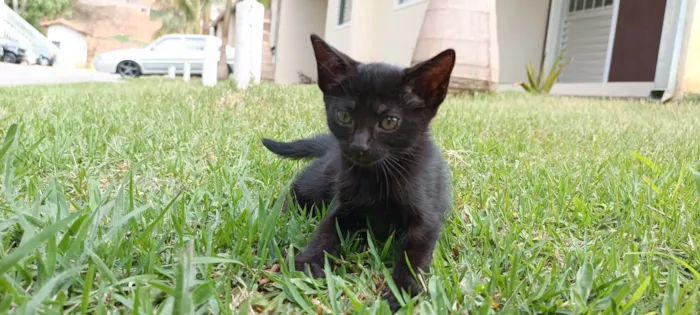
[
  {"left": 201, "top": 4, "right": 211, "bottom": 35},
  {"left": 412, "top": 0, "right": 499, "bottom": 93},
  {"left": 260, "top": 9, "right": 274, "bottom": 81},
  {"left": 217, "top": 0, "right": 233, "bottom": 79},
  {"left": 12, "top": 0, "right": 19, "bottom": 12}
]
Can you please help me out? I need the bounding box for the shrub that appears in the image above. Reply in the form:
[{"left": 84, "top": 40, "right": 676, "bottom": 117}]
[{"left": 517, "top": 49, "right": 572, "bottom": 95}]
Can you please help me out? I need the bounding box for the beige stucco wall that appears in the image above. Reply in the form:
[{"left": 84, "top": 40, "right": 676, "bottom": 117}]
[
  {"left": 681, "top": 0, "right": 700, "bottom": 93},
  {"left": 324, "top": 0, "right": 353, "bottom": 55},
  {"left": 323, "top": 0, "right": 427, "bottom": 65},
  {"left": 274, "top": 0, "right": 328, "bottom": 84},
  {"left": 47, "top": 25, "right": 88, "bottom": 68},
  {"left": 280, "top": 0, "right": 549, "bottom": 84},
  {"left": 497, "top": 0, "right": 549, "bottom": 84},
  {"left": 373, "top": 0, "right": 429, "bottom": 66},
  {"left": 322, "top": 0, "right": 549, "bottom": 83},
  {"left": 348, "top": 0, "right": 382, "bottom": 62}
]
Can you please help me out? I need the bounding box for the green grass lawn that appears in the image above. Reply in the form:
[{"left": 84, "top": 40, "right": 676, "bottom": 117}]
[{"left": 0, "top": 78, "right": 699, "bottom": 314}]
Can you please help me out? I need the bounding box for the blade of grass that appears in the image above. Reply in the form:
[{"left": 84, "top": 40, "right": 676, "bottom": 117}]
[
  {"left": 174, "top": 240, "right": 195, "bottom": 315},
  {"left": 26, "top": 266, "right": 81, "bottom": 312},
  {"left": 0, "top": 212, "right": 80, "bottom": 275},
  {"left": 0, "top": 123, "right": 18, "bottom": 161},
  {"left": 81, "top": 264, "right": 96, "bottom": 315},
  {"left": 622, "top": 276, "right": 651, "bottom": 311},
  {"left": 626, "top": 252, "right": 700, "bottom": 279}
]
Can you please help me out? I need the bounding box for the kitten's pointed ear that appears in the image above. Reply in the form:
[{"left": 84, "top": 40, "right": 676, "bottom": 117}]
[
  {"left": 310, "top": 34, "right": 357, "bottom": 95},
  {"left": 403, "top": 49, "right": 456, "bottom": 108}
]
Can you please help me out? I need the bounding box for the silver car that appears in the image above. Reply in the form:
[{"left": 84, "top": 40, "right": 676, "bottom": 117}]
[{"left": 92, "top": 34, "right": 235, "bottom": 78}]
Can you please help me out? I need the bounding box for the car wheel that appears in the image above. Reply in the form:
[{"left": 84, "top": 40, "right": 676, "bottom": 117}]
[
  {"left": 2, "top": 52, "right": 17, "bottom": 63},
  {"left": 116, "top": 60, "right": 141, "bottom": 78},
  {"left": 40, "top": 58, "right": 49, "bottom": 66}
]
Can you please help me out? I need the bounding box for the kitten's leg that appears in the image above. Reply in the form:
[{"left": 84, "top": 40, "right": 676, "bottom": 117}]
[
  {"left": 294, "top": 204, "right": 351, "bottom": 278},
  {"left": 383, "top": 223, "right": 440, "bottom": 311},
  {"left": 284, "top": 157, "right": 335, "bottom": 215}
]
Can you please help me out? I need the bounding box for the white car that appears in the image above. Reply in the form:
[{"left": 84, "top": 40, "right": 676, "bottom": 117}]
[{"left": 93, "top": 34, "right": 235, "bottom": 78}]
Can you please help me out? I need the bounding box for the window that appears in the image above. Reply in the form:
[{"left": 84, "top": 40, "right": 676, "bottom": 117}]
[
  {"left": 396, "top": 0, "right": 423, "bottom": 7},
  {"left": 338, "top": 0, "right": 351, "bottom": 26},
  {"left": 568, "top": 0, "right": 613, "bottom": 12},
  {"left": 153, "top": 38, "right": 184, "bottom": 51},
  {"left": 185, "top": 38, "right": 206, "bottom": 51}
]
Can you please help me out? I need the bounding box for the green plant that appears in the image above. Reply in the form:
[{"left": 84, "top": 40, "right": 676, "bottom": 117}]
[{"left": 517, "top": 49, "right": 573, "bottom": 95}]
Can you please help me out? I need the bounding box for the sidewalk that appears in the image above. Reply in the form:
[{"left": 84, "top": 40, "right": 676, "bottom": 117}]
[{"left": 0, "top": 63, "right": 122, "bottom": 87}]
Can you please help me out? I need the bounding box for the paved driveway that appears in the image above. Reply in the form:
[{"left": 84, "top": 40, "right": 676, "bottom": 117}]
[{"left": 0, "top": 63, "right": 122, "bottom": 87}]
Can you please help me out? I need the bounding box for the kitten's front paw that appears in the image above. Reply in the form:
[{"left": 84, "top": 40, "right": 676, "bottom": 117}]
[
  {"left": 294, "top": 255, "right": 325, "bottom": 278},
  {"left": 381, "top": 278, "right": 422, "bottom": 312},
  {"left": 381, "top": 287, "right": 402, "bottom": 312},
  {"left": 280, "top": 198, "right": 289, "bottom": 213}
]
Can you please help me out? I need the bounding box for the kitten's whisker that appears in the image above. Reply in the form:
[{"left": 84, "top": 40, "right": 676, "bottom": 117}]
[
  {"left": 383, "top": 157, "right": 409, "bottom": 204},
  {"left": 379, "top": 160, "right": 391, "bottom": 200},
  {"left": 338, "top": 163, "right": 356, "bottom": 181},
  {"left": 383, "top": 154, "right": 409, "bottom": 175},
  {"left": 390, "top": 149, "right": 429, "bottom": 163},
  {"left": 384, "top": 156, "right": 405, "bottom": 181}
]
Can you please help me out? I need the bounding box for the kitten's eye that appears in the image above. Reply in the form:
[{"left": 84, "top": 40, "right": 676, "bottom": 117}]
[
  {"left": 379, "top": 116, "right": 400, "bottom": 131},
  {"left": 336, "top": 110, "right": 353, "bottom": 125}
]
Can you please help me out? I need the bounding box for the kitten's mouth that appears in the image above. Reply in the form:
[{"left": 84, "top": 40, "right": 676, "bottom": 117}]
[
  {"left": 346, "top": 154, "right": 381, "bottom": 167},
  {"left": 349, "top": 158, "right": 378, "bottom": 167}
]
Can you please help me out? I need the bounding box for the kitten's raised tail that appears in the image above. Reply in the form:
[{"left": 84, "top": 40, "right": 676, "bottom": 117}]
[{"left": 261, "top": 134, "right": 335, "bottom": 159}]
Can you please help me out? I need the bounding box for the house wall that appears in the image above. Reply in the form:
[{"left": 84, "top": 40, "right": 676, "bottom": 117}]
[
  {"left": 274, "top": 0, "right": 328, "bottom": 83},
  {"left": 71, "top": 2, "right": 162, "bottom": 65},
  {"left": 324, "top": 0, "right": 427, "bottom": 65},
  {"left": 323, "top": 0, "right": 353, "bottom": 56},
  {"left": 681, "top": 0, "right": 700, "bottom": 93},
  {"left": 348, "top": 0, "right": 381, "bottom": 62},
  {"left": 497, "top": 0, "right": 549, "bottom": 84},
  {"left": 46, "top": 25, "right": 88, "bottom": 68},
  {"left": 321, "top": 0, "right": 548, "bottom": 83},
  {"left": 370, "top": 0, "right": 428, "bottom": 65}
]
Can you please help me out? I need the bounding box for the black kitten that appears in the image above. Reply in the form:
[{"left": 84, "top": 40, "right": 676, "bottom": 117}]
[{"left": 262, "top": 34, "right": 454, "bottom": 311}]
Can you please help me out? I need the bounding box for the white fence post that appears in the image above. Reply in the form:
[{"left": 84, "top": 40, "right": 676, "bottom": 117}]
[
  {"left": 202, "top": 35, "right": 218, "bottom": 87},
  {"left": 184, "top": 62, "right": 191, "bottom": 82},
  {"left": 234, "top": 0, "right": 253, "bottom": 90},
  {"left": 249, "top": 0, "right": 265, "bottom": 85},
  {"left": 167, "top": 66, "right": 176, "bottom": 78},
  {"left": 234, "top": 0, "right": 264, "bottom": 89}
]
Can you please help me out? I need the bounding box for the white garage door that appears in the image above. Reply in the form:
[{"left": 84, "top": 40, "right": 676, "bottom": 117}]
[{"left": 558, "top": 0, "right": 616, "bottom": 83}]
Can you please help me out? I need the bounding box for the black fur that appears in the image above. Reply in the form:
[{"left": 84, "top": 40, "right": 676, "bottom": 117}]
[
  {"left": 262, "top": 34, "right": 455, "bottom": 311},
  {"left": 262, "top": 134, "right": 336, "bottom": 159}
]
